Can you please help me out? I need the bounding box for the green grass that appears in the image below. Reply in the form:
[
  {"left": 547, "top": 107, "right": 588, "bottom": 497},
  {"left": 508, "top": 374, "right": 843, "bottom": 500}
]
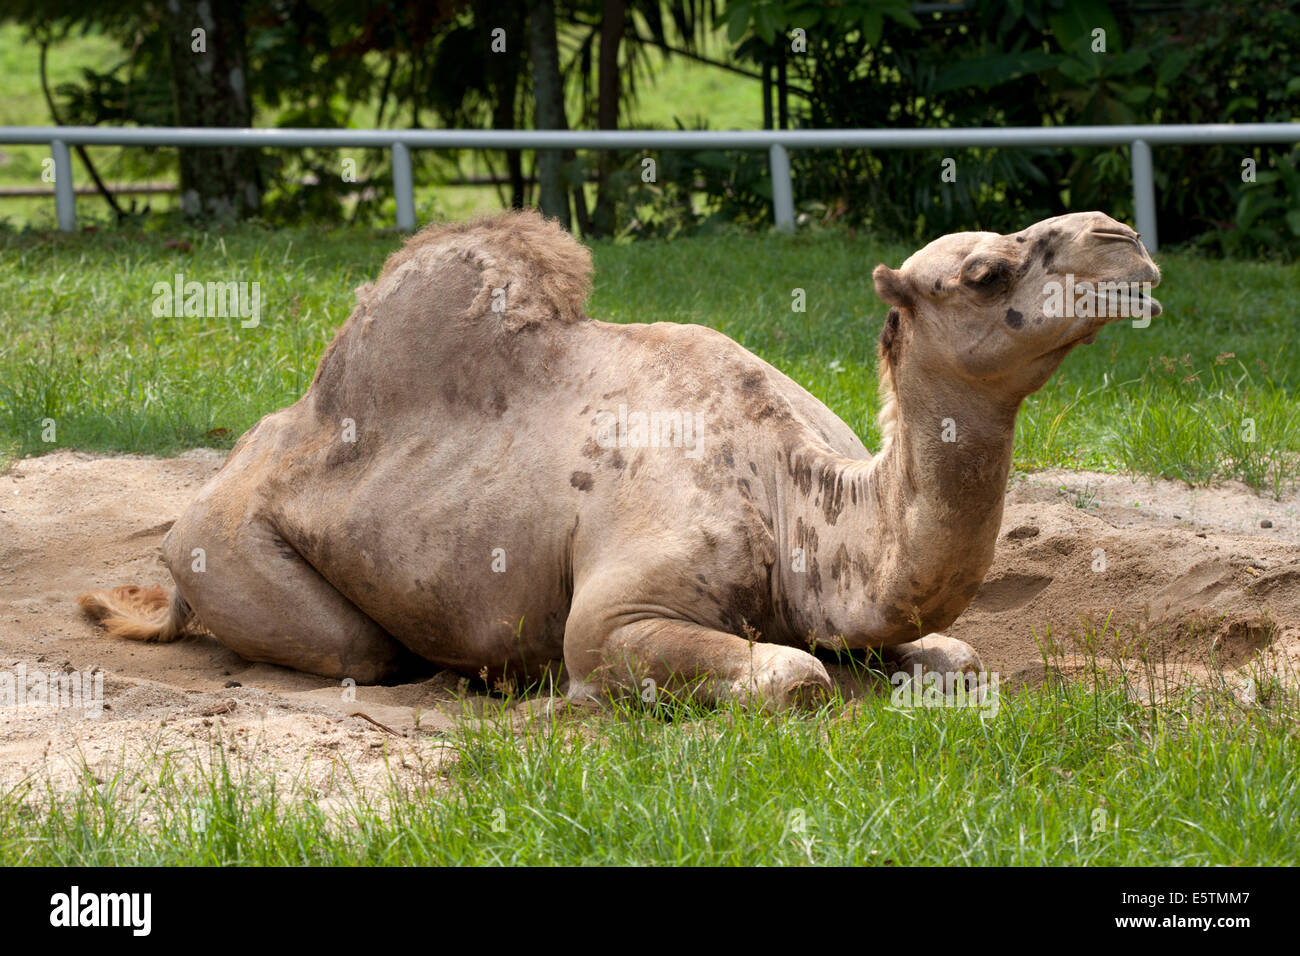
[
  {"left": 2, "top": 671, "right": 1295, "bottom": 866},
  {"left": 1, "top": 225, "right": 1297, "bottom": 495}
]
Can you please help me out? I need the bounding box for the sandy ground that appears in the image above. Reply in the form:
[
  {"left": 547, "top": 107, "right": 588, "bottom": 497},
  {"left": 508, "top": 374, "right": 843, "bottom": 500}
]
[{"left": 1, "top": 450, "right": 1298, "bottom": 801}]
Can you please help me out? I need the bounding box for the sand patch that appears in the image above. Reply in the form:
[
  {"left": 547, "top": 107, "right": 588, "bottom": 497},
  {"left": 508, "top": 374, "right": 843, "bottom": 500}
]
[{"left": 1, "top": 452, "right": 1297, "bottom": 799}]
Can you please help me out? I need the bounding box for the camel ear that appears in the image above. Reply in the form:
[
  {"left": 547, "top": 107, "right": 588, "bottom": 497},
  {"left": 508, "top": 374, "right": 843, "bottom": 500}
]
[{"left": 873, "top": 264, "right": 914, "bottom": 309}]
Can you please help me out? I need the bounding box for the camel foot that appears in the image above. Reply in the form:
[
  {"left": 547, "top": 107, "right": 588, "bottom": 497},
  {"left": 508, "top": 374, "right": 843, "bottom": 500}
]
[
  {"left": 879, "top": 634, "right": 984, "bottom": 693},
  {"left": 733, "top": 644, "right": 833, "bottom": 712},
  {"left": 518, "top": 693, "right": 602, "bottom": 719},
  {"left": 561, "top": 647, "right": 826, "bottom": 712}
]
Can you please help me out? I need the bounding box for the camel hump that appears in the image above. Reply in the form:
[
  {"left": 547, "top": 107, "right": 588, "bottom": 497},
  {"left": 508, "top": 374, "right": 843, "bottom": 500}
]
[{"left": 367, "top": 208, "right": 593, "bottom": 328}]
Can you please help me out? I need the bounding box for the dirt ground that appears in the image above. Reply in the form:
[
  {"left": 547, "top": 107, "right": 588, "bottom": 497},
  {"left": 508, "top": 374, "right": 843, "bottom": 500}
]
[{"left": 1, "top": 450, "right": 1298, "bottom": 801}]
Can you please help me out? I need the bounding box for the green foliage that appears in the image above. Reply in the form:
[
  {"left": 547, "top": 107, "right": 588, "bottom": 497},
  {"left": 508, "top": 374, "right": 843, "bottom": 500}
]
[
  {"left": 716, "top": 0, "right": 1299, "bottom": 256},
  {"left": 0, "top": 2, "right": 1296, "bottom": 244},
  {"left": 597, "top": 136, "right": 777, "bottom": 238}
]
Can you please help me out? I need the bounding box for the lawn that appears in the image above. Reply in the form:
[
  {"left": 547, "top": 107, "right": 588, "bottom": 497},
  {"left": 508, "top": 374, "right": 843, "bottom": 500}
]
[
  {"left": 3, "top": 677, "right": 1296, "bottom": 866},
  {"left": 1, "top": 224, "right": 1297, "bottom": 494}
]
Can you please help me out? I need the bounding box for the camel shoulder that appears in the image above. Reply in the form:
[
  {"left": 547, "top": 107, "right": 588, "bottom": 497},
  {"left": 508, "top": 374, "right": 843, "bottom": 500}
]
[{"left": 619, "top": 321, "right": 869, "bottom": 459}]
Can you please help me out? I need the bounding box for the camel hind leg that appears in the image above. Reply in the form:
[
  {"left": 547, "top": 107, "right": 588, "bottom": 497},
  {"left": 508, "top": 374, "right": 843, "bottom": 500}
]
[{"left": 162, "top": 507, "right": 415, "bottom": 684}]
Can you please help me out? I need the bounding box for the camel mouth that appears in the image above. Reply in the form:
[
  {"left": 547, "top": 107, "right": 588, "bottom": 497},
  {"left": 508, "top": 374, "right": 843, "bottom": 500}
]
[
  {"left": 1121, "top": 284, "right": 1162, "bottom": 318},
  {"left": 1050, "top": 293, "right": 1157, "bottom": 356},
  {"left": 1077, "top": 274, "right": 1163, "bottom": 319},
  {"left": 1135, "top": 292, "right": 1162, "bottom": 317}
]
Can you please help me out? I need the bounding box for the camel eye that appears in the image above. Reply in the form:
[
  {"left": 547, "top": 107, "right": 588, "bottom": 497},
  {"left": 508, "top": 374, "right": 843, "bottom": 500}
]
[{"left": 963, "top": 259, "right": 1012, "bottom": 294}]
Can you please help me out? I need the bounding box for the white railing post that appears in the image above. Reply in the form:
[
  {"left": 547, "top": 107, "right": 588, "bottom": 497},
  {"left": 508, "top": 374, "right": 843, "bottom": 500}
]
[
  {"left": 391, "top": 142, "right": 416, "bottom": 231},
  {"left": 1130, "top": 138, "right": 1158, "bottom": 254},
  {"left": 769, "top": 143, "right": 794, "bottom": 233},
  {"left": 51, "top": 139, "right": 76, "bottom": 232}
]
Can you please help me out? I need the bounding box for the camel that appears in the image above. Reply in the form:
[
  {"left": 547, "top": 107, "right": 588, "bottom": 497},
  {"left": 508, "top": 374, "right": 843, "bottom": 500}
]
[{"left": 79, "top": 209, "right": 1161, "bottom": 708}]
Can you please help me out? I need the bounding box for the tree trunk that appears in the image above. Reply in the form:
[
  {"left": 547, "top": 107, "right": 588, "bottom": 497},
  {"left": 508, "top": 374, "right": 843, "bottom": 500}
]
[
  {"left": 162, "top": 0, "right": 261, "bottom": 220},
  {"left": 590, "top": 0, "right": 626, "bottom": 237},
  {"left": 762, "top": 60, "right": 773, "bottom": 130},
  {"left": 568, "top": 149, "right": 592, "bottom": 235},
  {"left": 777, "top": 46, "right": 789, "bottom": 130},
  {"left": 528, "top": 0, "right": 571, "bottom": 229},
  {"left": 483, "top": 1, "right": 525, "bottom": 209},
  {"left": 506, "top": 141, "right": 525, "bottom": 210}
]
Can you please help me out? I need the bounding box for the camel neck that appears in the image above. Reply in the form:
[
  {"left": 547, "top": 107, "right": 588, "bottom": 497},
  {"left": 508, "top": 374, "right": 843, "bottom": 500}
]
[{"left": 772, "top": 377, "right": 1018, "bottom": 648}]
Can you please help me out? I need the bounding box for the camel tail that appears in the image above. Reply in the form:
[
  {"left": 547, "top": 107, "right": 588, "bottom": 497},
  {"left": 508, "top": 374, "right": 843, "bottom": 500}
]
[{"left": 76, "top": 584, "right": 192, "bottom": 643}]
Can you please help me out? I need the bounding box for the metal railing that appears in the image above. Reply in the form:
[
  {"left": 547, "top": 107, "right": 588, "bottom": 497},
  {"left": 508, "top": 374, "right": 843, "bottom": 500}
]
[{"left": 1, "top": 124, "right": 1296, "bottom": 251}]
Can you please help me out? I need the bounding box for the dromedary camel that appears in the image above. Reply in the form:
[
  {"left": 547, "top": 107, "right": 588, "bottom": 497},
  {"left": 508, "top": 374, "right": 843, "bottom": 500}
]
[{"left": 80, "top": 209, "right": 1160, "bottom": 708}]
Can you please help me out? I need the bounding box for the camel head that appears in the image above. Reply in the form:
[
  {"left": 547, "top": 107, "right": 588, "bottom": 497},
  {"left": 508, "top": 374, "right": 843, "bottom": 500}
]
[{"left": 872, "top": 211, "right": 1161, "bottom": 400}]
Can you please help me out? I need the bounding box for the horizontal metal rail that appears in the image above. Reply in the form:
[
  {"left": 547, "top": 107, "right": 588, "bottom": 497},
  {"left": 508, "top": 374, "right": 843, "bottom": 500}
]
[{"left": 2, "top": 123, "right": 1296, "bottom": 249}]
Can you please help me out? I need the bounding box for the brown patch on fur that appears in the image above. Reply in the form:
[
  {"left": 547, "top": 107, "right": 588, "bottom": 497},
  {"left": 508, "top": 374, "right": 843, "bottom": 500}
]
[
  {"left": 818, "top": 464, "right": 847, "bottom": 526},
  {"left": 829, "top": 544, "right": 853, "bottom": 589},
  {"left": 794, "top": 516, "right": 819, "bottom": 557},
  {"left": 787, "top": 452, "right": 814, "bottom": 496},
  {"left": 736, "top": 366, "right": 793, "bottom": 426},
  {"left": 1029, "top": 233, "right": 1057, "bottom": 273},
  {"left": 570, "top": 471, "right": 594, "bottom": 491}
]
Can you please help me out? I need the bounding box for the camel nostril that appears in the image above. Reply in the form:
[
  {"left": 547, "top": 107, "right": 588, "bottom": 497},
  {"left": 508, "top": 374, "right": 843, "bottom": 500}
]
[{"left": 1090, "top": 228, "right": 1140, "bottom": 245}]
